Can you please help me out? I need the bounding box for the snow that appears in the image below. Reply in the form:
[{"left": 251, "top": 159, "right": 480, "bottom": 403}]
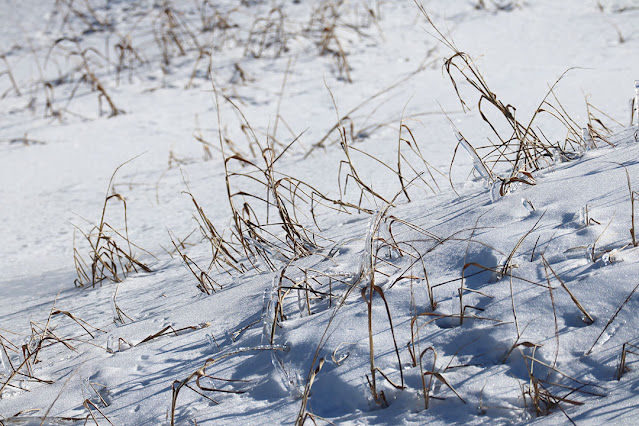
[{"left": 2, "top": 0, "right": 639, "bottom": 424}]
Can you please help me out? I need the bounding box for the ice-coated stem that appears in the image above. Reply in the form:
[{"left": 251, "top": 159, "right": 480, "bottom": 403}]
[
  {"left": 582, "top": 128, "right": 596, "bottom": 151},
  {"left": 456, "top": 130, "right": 491, "bottom": 182}
]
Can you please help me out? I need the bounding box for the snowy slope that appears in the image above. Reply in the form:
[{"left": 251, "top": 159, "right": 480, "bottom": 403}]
[{"left": 2, "top": 0, "right": 639, "bottom": 424}]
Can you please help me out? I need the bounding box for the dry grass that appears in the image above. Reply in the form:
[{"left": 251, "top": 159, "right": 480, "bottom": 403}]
[
  {"left": 212, "top": 86, "right": 372, "bottom": 271},
  {"left": 4, "top": 0, "right": 397, "bottom": 123},
  {"left": 170, "top": 345, "right": 288, "bottom": 426},
  {"left": 587, "top": 281, "right": 639, "bottom": 355},
  {"left": 541, "top": 255, "right": 594, "bottom": 325},
  {"left": 359, "top": 206, "right": 405, "bottom": 405},
  {"left": 53, "top": 0, "right": 111, "bottom": 34},
  {"left": 623, "top": 165, "right": 639, "bottom": 247},
  {"left": 74, "top": 160, "right": 151, "bottom": 288},
  {"left": 320, "top": 86, "right": 446, "bottom": 210},
  {"left": 0, "top": 298, "right": 104, "bottom": 406},
  {"left": 617, "top": 342, "right": 639, "bottom": 380},
  {"left": 46, "top": 38, "right": 124, "bottom": 117},
  {"left": 244, "top": 7, "right": 288, "bottom": 59},
  {"left": 170, "top": 231, "right": 221, "bottom": 295},
  {"left": 474, "top": 0, "right": 522, "bottom": 11},
  {"left": 154, "top": 1, "right": 202, "bottom": 73},
  {"left": 518, "top": 350, "right": 598, "bottom": 422},
  {"left": 307, "top": 1, "right": 353, "bottom": 83},
  {"left": 114, "top": 34, "right": 146, "bottom": 86},
  {"left": 4, "top": 2, "right": 633, "bottom": 424},
  {"left": 415, "top": 2, "right": 612, "bottom": 197},
  {"left": 0, "top": 54, "right": 21, "bottom": 98}
]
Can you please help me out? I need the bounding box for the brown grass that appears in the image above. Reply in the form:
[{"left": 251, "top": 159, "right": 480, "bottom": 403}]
[
  {"left": 170, "top": 345, "right": 288, "bottom": 425},
  {"left": 617, "top": 342, "right": 639, "bottom": 380},
  {"left": 74, "top": 159, "right": 151, "bottom": 288},
  {"left": 415, "top": 2, "right": 605, "bottom": 197}
]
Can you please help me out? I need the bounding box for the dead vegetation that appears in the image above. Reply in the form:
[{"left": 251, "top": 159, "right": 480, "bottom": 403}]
[
  {"left": 2, "top": 0, "right": 390, "bottom": 120},
  {"left": 306, "top": 1, "right": 353, "bottom": 82},
  {"left": 415, "top": 3, "right": 617, "bottom": 198},
  {"left": 474, "top": 0, "right": 522, "bottom": 12},
  {"left": 45, "top": 37, "right": 124, "bottom": 118},
  {"left": 170, "top": 345, "right": 289, "bottom": 426},
  {"left": 0, "top": 54, "right": 21, "bottom": 98},
  {"left": 207, "top": 85, "right": 392, "bottom": 273},
  {"left": 2, "top": 1, "right": 637, "bottom": 425},
  {"left": 74, "top": 160, "right": 151, "bottom": 288},
  {"left": 175, "top": 76, "right": 622, "bottom": 418},
  {"left": 1, "top": 298, "right": 107, "bottom": 425}
]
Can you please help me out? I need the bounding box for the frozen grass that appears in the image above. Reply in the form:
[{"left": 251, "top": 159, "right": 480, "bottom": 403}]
[{"left": 3, "top": 1, "right": 639, "bottom": 425}]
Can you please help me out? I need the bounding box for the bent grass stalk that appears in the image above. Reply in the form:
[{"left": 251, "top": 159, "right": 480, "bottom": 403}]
[{"left": 74, "top": 158, "right": 151, "bottom": 288}]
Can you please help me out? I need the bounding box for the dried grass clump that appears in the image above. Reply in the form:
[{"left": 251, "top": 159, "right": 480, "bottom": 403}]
[
  {"left": 214, "top": 91, "right": 368, "bottom": 271},
  {"left": 623, "top": 165, "right": 639, "bottom": 247},
  {"left": 46, "top": 38, "right": 124, "bottom": 118},
  {"left": 617, "top": 342, "right": 639, "bottom": 380},
  {"left": 41, "top": 0, "right": 236, "bottom": 116},
  {"left": 0, "top": 328, "right": 56, "bottom": 399},
  {"left": 1, "top": 299, "right": 105, "bottom": 412},
  {"left": 74, "top": 162, "right": 151, "bottom": 288},
  {"left": 294, "top": 206, "right": 451, "bottom": 421},
  {"left": 170, "top": 345, "right": 288, "bottom": 425},
  {"left": 416, "top": 3, "right": 614, "bottom": 197},
  {"left": 0, "top": 54, "right": 21, "bottom": 98},
  {"left": 305, "top": 0, "right": 355, "bottom": 83},
  {"left": 474, "top": 0, "right": 522, "bottom": 12},
  {"left": 307, "top": 85, "right": 447, "bottom": 211},
  {"left": 359, "top": 206, "right": 406, "bottom": 406},
  {"left": 53, "top": 0, "right": 111, "bottom": 34},
  {"left": 244, "top": 7, "right": 288, "bottom": 59},
  {"left": 169, "top": 190, "right": 247, "bottom": 294},
  {"left": 224, "top": 143, "right": 338, "bottom": 269},
  {"left": 334, "top": 116, "right": 446, "bottom": 208},
  {"left": 114, "top": 35, "right": 147, "bottom": 86},
  {"left": 153, "top": 0, "right": 202, "bottom": 71}
]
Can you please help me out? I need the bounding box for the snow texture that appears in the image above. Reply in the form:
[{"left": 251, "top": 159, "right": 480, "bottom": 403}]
[{"left": 2, "top": 0, "right": 639, "bottom": 424}]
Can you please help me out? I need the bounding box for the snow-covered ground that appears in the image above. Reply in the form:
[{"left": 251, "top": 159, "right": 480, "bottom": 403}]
[{"left": 2, "top": 0, "right": 639, "bottom": 424}]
